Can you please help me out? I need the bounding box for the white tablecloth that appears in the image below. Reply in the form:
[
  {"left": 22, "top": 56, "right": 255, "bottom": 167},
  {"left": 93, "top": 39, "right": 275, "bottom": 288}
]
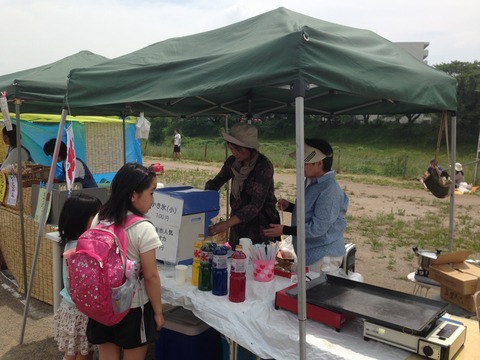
[{"left": 159, "top": 265, "right": 411, "bottom": 360}]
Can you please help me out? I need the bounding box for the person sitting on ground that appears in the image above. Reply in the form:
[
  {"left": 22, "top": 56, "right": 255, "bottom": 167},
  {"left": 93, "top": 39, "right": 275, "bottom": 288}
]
[
  {"left": 43, "top": 139, "right": 97, "bottom": 188},
  {"left": 1, "top": 124, "right": 34, "bottom": 169},
  {"left": 454, "top": 162, "right": 473, "bottom": 193},
  {"left": 454, "top": 162, "right": 465, "bottom": 188}
]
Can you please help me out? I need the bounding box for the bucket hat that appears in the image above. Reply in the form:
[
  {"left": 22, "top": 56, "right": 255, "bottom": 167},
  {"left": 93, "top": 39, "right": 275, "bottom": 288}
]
[
  {"left": 223, "top": 124, "right": 259, "bottom": 150},
  {"left": 289, "top": 144, "right": 329, "bottom": 163},
  {"left": 455, "top": 162, "right": 463, "bottom": 172}
]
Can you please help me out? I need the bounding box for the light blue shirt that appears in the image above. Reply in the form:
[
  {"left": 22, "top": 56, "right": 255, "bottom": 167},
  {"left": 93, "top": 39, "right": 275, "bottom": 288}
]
[
  {"left": 60, "top": 240, "right": 76, "bottom": 307},
  {"left": 292, "top": 170, "right": 348, "bottom": 265}
]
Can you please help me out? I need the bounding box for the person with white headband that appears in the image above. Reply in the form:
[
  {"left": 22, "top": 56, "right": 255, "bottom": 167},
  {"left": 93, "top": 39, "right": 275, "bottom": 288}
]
[{"left": 263, "top": 138, "right": 349, "bottom": 274}]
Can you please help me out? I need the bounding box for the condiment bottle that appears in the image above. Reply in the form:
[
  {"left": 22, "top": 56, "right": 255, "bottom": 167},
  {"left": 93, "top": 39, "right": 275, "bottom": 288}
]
[
  {"left": 212, "top": 244, "right": 229, "bottom": 296},
  {"left": 191, "top": 234, "right": 204, "bottom": 286},
  {"left": 228, "top": 244, "right": 246, "bottom": 302},
  {"left": 198, "top": 241, "right": 214, "bottom": 291}
]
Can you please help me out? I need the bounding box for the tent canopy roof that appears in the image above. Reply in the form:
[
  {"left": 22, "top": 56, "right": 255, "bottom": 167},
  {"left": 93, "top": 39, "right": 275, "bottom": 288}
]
[
  {"left": 66, "top": 7, "right": 456, "bottom": 117},
  {"left": 0, "top": 51, "right": 109, "bottom": 114}
]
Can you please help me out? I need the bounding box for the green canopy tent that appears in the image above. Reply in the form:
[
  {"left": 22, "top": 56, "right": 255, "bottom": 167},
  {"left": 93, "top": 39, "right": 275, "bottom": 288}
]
[
  {"left": 64, "top": 8, "right": 457, "bottom": 359},
  {"left": 0, "top": 50, "right": 109, "bottom": 114},
  {"left": 0, "top": 50, "right": 110, "bottom": 343}
]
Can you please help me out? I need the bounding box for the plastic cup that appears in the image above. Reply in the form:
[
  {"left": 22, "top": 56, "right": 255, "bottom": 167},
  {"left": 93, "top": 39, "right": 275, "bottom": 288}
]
[
  {"left": 175, "top": 264, "right": 188, "bottom": 283},
  {"left": 252, "top": 259, "right": 275, "bottom": 282}
]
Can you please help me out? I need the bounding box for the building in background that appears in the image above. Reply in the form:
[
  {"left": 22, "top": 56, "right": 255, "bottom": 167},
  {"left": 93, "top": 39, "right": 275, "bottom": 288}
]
[{"left": 394, "top": 42, "right": 430, "bottom": 63}]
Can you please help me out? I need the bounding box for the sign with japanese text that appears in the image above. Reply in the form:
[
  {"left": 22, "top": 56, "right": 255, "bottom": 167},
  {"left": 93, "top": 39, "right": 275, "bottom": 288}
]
[
  {"left": 0, "top": 92, "right": 11, "bottom": 130},
  {"left": 34, "top": 185, "right": 52, "bottom": 223},
  {"left": 6, "top": 174, "right": 18, "bottom": 206},
  {"left": 146, "top": 192, "right": 183, "bottom": 262}
]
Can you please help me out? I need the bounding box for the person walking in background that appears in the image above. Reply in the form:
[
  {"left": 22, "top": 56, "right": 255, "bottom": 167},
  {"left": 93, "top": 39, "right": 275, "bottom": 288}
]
[
  {"left": 263, "top": 138, "right": 348, "bottom": 274},
  {"left": 43, "top": 139, "right": 98, "bottom": 188},
  {"left": 205, "top": 123, "right": 280, "bottom": 248},
  {"left": 173, "top": 128, "right": 182, "bottom": 160},
  {"left": 1, "top": 124, "right": 34, "bottom": 169},
  {"left": 86, "top": 163, "right": 164, "bottom": 360},
  {"left": 53, "top": 193, "right": 102, "bottom": 360}
]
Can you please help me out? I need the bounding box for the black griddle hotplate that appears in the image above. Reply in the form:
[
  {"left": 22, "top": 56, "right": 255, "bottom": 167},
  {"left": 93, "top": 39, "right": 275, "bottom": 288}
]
[{"left": 305, "top": 275, "right": 448, "bottom": 335}]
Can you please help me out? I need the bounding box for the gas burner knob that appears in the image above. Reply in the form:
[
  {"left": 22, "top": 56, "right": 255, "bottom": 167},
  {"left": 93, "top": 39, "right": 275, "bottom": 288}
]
[{"left": 422, "top": 345, "right": 434, "bottom": 357}]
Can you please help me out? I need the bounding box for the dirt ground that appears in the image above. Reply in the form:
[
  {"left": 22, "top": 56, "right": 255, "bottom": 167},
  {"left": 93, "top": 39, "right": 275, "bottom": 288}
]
[{"left": 1, "top": 157, "right": 478, "bottom": 359}]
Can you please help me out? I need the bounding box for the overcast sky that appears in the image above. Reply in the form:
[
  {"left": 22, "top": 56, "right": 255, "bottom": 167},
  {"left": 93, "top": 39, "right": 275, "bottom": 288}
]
[{"left": 1, "top": 0, "right": 478, "bottom": 75}]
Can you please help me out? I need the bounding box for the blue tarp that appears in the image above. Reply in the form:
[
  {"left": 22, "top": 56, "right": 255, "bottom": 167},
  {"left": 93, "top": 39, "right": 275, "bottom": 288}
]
[{"left": 3, "top": 115, "right": 142, "bottom": 182}]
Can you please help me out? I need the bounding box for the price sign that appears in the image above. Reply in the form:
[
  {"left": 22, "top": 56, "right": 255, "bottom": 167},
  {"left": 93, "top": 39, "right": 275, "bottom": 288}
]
[{"left": 146, "top": 192, "right": 183, "bottom": 262}]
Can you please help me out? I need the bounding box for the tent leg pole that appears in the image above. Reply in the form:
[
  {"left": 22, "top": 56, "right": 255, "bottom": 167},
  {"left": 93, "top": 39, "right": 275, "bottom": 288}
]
[
  {"left": 224, "top": 115, "right": 230, "bottom": 240},
  {"left": 294, "top": 91, "right": 307, "bottom": 359},
  {"left": 122, "top": 112, "right": 127, "bottom": 164},
  {"left": 14, "top": 101, "right": 28, "bottom": 299},
  {"left": 448, "top": 112, "right": 457, "bottom": 252},
  {"left": 19, "top": 108, "right": 68, "bottom": 344}
]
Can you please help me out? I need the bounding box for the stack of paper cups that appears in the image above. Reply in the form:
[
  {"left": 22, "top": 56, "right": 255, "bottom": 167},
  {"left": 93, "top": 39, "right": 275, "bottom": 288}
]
[{"left": 239, "top": 238, "right": 252, "bottom": 264}]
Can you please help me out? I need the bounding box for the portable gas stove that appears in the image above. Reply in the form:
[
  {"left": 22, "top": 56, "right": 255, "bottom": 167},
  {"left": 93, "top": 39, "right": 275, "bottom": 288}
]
[{"left": 364, "top": 318, "right": 466, "bottom": 360}]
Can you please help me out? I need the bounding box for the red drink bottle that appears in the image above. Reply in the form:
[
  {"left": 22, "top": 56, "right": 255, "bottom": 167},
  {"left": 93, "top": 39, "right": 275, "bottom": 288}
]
[{"left": 229, "top": 244, "right": 246, "bottom": 302}]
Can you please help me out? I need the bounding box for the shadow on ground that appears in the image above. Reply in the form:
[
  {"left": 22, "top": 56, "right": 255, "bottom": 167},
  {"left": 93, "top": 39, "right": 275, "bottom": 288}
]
[
  {"left": 2, "top": 337, "right": 61, "bottom": 360},
  {"left": 1, "top": 338, "right": 156, "bottom": 360}
]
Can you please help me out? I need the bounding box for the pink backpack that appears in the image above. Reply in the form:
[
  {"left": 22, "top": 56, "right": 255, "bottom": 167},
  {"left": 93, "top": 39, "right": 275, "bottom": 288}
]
[{"left": 67, "top": 214, "right": 146, "bottom": 326}]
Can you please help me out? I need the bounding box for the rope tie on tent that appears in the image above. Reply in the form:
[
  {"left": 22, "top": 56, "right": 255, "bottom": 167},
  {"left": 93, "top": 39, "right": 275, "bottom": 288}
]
[{"left": 424, "top": 112, "right": 452, "bottom": 198}]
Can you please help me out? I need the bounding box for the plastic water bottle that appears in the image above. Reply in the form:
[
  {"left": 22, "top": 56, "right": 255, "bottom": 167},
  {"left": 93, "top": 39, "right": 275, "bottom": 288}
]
[
  {"left": 228, "top": 245, "right": 246, "bottom": 303},
  {"left": 198, "top": 242, "right": 214, "bottom": 291},
  {"left": 191, "top": 234, "right": 204, "bottom": 286},
  {"left": 212, "top": 244, "right": 228, "bottom": 296},
  {"left": 321, "top": 256, "right": 331, "bottom": 282}
]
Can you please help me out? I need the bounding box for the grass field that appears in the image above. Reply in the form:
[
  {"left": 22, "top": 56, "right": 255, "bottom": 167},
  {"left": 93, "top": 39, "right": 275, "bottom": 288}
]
[{"left": 142, "top": 137, "right": 478, "bottom": 183}]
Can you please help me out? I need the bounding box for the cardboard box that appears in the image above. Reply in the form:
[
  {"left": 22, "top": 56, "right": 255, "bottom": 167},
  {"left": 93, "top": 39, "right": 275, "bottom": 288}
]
[
  {"left": 428, "top": 250, "right": 480, "bottom": 296},
  {"left": 440, "top": 286, "right": 476, "bottom": 313}
]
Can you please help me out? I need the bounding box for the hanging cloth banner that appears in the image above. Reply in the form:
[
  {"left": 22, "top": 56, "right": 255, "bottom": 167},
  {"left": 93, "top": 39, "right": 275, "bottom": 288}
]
[
  {"left": 0, "top": 91, "right": 12, "bottom": 130},
  {"left": 65, "top": 125, "right": 76, "bottom": 193}
]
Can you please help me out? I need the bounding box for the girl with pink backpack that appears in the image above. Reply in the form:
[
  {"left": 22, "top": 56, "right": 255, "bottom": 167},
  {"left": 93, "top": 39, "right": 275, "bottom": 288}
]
[
  {"left": 54, "top": 193, "right": 102, "bottom": 360},
  {"left": 86, "top": 163, "right": 165, "bottom": 360}
]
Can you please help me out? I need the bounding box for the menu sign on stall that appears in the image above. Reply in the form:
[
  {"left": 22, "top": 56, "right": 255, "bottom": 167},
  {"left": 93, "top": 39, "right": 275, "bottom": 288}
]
[
  {"left": 147, "top": 192, "right": 184, "bottom": 262},
  {"left": 6, "top": 175, "right": 18, "bottom": 206}
]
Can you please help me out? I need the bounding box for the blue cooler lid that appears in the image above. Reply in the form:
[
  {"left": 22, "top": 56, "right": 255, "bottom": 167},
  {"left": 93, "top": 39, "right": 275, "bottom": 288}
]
[{"left": 156, "top": 186, "right": 220, "bottom": 215}]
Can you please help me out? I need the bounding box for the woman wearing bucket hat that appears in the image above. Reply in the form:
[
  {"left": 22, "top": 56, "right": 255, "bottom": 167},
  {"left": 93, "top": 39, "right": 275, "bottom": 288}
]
[
  {"left": 205, "top": 123, "right": 280, "bottom": 248},
  {"left": 263, "top": 138, "right": 348, "bottom": 274}
]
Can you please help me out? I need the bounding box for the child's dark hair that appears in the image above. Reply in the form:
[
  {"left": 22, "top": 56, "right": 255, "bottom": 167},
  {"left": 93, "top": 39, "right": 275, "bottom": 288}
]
[
  {"left": 98, "top": 163, "right": 156, "bottom": 225},
  {"left": 2, "top": 124, "right": 18, "bottom": 147},
  {"left": 58, "top": 194, "right": 102, "bottom": 246},
  {"left": 43, "top": 139, "right": 67, "bottom": 158}
]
